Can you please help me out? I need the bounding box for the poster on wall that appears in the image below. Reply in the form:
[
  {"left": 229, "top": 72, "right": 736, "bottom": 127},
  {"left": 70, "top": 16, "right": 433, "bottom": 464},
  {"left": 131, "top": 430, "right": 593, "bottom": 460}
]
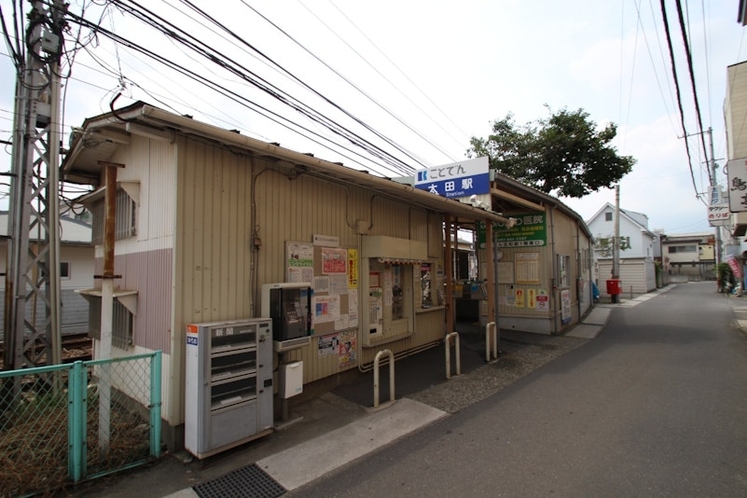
[
  {"left": 338, "top": 329, "right": 357, "bottom": 367},
  {"left": 348, "top": 289, "right": 359, "bottom": 327},
  {"left": 515, "top": 288, "right": 525, "bottom": 308},
  {"left": 527, "top": 288, "right": 536, "bottom": 309},
  {"left": 313, "top": 294, "right": 340, "bottom": 324},
  {"left": 317, "top": 333, "right": 337, "bottom": 357},
  {"left": 287, "top": 241, "right": 314, "bottom": 283},
  {"left": 536, "top": 290, "right": 549, "bottom": 311},
  {"left": 322, "top": 247, "right": 348, "bottom": 275},
  {"left": 561, "top": 289, "right": 572, "bottom": 324},
  {"left": 515, "top": 252, "right": 540, "bottom": 284},
  {"left": 348, "top": 249, "right": 359, "bottom": 288}
]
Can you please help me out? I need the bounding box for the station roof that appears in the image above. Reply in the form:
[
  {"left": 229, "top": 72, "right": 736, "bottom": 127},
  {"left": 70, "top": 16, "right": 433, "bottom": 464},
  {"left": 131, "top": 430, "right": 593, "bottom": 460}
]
[{"left": 61, "top": 102, "right": 510, "bottom": 225}]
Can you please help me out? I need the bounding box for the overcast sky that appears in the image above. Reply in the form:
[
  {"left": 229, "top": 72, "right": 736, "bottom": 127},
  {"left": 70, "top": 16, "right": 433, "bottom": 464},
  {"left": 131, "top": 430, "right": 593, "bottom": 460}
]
[{"left": 1, "top": 0, "right": 745, "bottom": 234}]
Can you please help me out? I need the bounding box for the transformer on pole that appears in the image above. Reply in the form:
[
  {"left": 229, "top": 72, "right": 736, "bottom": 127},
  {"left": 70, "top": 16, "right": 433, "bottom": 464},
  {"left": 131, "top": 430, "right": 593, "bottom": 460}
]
[{"left": 3, "top": 1, "right": 65, "bottom": 370}]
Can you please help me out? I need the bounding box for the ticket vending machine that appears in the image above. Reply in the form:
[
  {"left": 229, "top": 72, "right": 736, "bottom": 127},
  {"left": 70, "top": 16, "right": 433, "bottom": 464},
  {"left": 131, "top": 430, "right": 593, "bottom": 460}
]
[
  {"left": 261, "top": 282, "right": 313, "bottom": 352},
  {"left": 185, "top": 318, "right": 274, "bottom": 459}
]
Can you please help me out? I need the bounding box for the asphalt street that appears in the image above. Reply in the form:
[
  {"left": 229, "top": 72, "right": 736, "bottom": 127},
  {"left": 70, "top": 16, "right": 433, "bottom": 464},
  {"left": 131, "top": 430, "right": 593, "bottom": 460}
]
[{"left": 293, "top": 282, "right": 747, "bottom": 497}]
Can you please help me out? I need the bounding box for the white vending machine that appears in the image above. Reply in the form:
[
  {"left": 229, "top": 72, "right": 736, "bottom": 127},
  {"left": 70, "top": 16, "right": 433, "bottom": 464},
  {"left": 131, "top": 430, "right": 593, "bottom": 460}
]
[{"left": 185, "top": 318, "right": 274, "bottom": 459}]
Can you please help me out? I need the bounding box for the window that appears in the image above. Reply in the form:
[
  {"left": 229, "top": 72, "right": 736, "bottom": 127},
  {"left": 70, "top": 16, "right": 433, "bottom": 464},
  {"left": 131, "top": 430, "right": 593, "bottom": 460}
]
[
  {"left": 60, "top": 262, "right": 70, "bottom": 280},
  {"left": 605, "top": 212, "right": 613, "bottom": 221},
  {"left": 91, "top": 188, "right": 137, "bottom": 245},
  {"left": 668, "top": 245, "right": 697, "bottom": 253},
  {"left": 87, "top": 297, "right": 134, "bottom": 349}
]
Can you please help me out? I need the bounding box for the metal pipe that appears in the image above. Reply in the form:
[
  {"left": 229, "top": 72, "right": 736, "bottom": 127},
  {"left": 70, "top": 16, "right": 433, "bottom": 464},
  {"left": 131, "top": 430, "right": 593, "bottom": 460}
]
[
  {"left": 373, "top": 349, "right": 394, "bottom": 408},
  {"left": 485, "top": 322, "right": 498, "bottom": 362},
  {"left": 445, "top": 332, "right": 460, "bottom": 379}
]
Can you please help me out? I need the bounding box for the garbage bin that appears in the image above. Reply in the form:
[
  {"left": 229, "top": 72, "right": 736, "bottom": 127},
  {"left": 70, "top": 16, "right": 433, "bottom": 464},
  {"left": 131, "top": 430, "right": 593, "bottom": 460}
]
[{"left": 606, "top": 278, "right": 622, "bottom": 295}]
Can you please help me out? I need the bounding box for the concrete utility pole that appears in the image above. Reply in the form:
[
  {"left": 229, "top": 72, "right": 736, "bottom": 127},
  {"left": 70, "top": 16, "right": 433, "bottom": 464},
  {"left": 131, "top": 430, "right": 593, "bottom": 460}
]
[
  {"left": 706, "top": 127, "right": 722, "bottom": 270},
  {"left": 4, "top": 1, "right": 64, "bottom": 370},
  {"left": 612, "top": 185, "right": 621, "bottom": 303}
]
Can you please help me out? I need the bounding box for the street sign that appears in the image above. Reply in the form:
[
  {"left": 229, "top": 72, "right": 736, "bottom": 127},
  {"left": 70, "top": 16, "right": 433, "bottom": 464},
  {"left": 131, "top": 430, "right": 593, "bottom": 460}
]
[
  {"left": 727, "top": 157, "right": 747, "bottom": 212},
  {"left": 708, "top": 186, "right": 730, "bottom": 227},
  {"left": 414, "top": 156, "right": 490, "bottom": 199}
]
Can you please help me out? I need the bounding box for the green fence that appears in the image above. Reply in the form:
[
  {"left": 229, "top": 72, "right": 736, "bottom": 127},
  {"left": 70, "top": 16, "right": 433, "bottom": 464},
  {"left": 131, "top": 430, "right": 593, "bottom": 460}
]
[{"left": 0, "top": 352, "right": 162, "bottom": 497}]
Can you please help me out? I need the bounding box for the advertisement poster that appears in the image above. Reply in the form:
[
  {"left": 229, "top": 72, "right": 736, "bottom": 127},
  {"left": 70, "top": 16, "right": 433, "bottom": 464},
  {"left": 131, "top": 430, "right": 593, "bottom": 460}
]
[
  {"left": 527, "top": 288, "right": 536, "bottom": 309},
  {"left": 536, "top": 290, "right": 549, "bottom": 311},
  {"left": 348, "top": 248, "right": 359, "bottom": 288},
  {"left": 348, "top": 289, "right": 359, "bottom": 327},
  {"left": 287, "top": 241, "right": 314, "bottom": 282},
  {"left": 322, "top": 247, "right": 348, "bottom": 275},
  {"left": 317, "top": 333, "right": 337, "bottom": 357},
  {"left": 338, "top": 329, "right": 357, "bottom": 367},
  {"left": 561, "top": 289, "right": 572, "bottom": 324},
  {"left": 515, "top": 288, "right": 525, "bottom": 308},
  {"left": 313, "top": 295, "right": 340, "bottom": 324}
]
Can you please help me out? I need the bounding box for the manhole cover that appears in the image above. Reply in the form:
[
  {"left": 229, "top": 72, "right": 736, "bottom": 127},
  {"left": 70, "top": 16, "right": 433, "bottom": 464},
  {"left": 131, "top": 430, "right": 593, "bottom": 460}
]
[{"left": 194, "top": 463, "right": 286, "bottom": 498}]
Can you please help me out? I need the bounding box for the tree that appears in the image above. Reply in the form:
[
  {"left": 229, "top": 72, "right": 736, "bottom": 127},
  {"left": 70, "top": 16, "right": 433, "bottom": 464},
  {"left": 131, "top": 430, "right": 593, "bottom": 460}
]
[{"left": 468, "top": 107, "right": 635, "bottom": 198}]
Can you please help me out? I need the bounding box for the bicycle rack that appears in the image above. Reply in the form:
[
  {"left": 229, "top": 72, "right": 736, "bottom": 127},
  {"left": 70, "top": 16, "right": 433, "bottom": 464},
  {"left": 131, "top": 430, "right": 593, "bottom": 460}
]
[
  {"left": 445, "top": 332, "right": 461, "bottom": 379},
  {"left": 486, "top": 321, "right": 498, "bottom": 362},
  {"left": 373, "top": 349, "right": 395, "bottom": 408}
]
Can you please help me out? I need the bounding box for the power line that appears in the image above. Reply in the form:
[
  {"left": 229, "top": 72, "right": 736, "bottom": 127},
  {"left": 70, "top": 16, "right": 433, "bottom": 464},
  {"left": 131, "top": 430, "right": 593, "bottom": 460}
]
[
  {"left": 240, "top": 0, "right": 455, "bottom": 164},
  {"left": 171, "top": 0, "right": 421, "bottom": 174},
  {"left": 659, "top": 0, "right": 699, "bottom": 199},
  {"left": 675, "top": 0, "right": 710, "bottom": 169},
  {"left": 65, "top": 8, "right": 412, "bottom": 177}
]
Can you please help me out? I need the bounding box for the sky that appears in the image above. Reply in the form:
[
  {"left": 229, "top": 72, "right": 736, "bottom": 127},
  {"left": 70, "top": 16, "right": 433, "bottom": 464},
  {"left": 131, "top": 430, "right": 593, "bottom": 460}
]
[{"left": 1, "top": 0, "right": 745, "bottom": 234}]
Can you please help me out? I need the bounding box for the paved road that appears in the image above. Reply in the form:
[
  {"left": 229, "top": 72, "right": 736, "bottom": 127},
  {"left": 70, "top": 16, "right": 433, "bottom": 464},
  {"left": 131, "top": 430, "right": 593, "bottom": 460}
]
[{"left": 293, "top": 282, "right": 747, "bottom": 497}]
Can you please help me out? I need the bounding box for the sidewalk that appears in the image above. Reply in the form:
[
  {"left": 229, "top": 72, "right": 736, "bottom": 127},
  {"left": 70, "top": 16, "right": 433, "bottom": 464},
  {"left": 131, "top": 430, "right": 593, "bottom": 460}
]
[{"left": 76, "top": 311, "right": 613, "bottom": 498}]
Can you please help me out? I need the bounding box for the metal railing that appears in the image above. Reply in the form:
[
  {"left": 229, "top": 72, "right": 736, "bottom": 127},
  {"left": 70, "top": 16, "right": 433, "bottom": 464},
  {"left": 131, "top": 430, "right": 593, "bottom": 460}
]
[
  {"left": 445, "top": 332, "right": 461, "bottom": 379},
  {"left": 373, "top": 349, "right": 395, "bottom": 408},
  {"left": 0, "top": 351, "right": 162, "bottom": 496}
]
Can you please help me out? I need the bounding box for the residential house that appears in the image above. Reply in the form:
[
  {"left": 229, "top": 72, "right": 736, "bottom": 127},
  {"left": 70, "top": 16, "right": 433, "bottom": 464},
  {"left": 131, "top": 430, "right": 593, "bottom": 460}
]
[
  {"left": 586, "top": 203, "right": 656, "bottom": 297},
  {"left": 0, "top": 210, "right": 94, "bottom": 339},
  {"left": 661, "top": 232, "right": 716, "bottom": 281}
]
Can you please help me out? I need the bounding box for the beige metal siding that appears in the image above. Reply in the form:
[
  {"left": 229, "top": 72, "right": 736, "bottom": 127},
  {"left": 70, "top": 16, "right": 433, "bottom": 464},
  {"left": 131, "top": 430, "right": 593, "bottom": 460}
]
[
  {"left": 170, "top": 138, "right": 448, "bottom": 401},
  {"left": 727, "top": 63, "right": 747, "bottom": 160},
  {"left": 598, "top": 258, "right": 655, "bottom": 295},
  {"left": 174, "top": 138, "right": 253, "bottom": 326}
]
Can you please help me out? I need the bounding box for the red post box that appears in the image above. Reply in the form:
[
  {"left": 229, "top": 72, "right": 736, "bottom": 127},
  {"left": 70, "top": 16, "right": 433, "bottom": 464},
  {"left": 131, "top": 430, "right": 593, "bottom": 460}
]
[{"left": 606, "top": 279, "right": 622, "bottom": 295}]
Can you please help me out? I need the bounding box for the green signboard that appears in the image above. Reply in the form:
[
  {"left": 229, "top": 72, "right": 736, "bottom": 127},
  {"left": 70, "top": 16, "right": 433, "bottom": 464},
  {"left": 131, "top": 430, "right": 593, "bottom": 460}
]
[{"left": 477, "top": 213, "right": 547, "bottom": 248}]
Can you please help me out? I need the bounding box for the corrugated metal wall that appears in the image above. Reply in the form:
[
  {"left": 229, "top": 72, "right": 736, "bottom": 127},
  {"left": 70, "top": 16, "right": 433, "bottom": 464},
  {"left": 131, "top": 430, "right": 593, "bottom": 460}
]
[
  {"left": 170, "top": 139, "right": 448, "bottom": 390},
  {"left": 598, "top": 258, "right": 656, "bottom": 295},
  {"left": 491, "top": 206, "right": 592, "bottom": 332}
]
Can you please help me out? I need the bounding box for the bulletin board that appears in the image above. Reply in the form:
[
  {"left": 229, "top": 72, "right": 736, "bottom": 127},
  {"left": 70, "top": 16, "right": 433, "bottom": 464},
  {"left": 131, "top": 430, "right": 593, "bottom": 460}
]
[{"left": 286, "top": 241, "right": 359, "bottom": 337}]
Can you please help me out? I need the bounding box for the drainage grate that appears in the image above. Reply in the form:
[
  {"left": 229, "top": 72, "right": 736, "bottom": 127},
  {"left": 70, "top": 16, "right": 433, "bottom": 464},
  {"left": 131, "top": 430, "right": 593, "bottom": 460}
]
[{"left": 193, "top": 463, "right": 286, "bottom": 498}]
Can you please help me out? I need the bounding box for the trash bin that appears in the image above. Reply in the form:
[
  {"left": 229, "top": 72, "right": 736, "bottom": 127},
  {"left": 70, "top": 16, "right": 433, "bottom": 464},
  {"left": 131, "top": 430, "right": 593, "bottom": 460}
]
[{"left": 606, "top": 278, "right": 622, "bottom": 295}]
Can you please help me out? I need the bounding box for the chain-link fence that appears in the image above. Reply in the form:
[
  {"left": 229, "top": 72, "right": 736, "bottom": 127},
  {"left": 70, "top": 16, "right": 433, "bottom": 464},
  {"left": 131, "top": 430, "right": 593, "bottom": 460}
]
[{"left": 0, "top": 351, "right": 162, "bottom": 497}]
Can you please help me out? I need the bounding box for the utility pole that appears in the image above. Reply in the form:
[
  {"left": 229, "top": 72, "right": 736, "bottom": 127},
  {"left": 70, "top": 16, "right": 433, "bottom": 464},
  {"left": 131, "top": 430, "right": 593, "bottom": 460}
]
[
  {"left": 3, "top": 1, "right": 64, "bottom": 371},
  {"left": 706, "top": 127, "right": 722, "bottom": 270},
  {"left": 612, "top": 185, "right": 620, "bottom": 303}
]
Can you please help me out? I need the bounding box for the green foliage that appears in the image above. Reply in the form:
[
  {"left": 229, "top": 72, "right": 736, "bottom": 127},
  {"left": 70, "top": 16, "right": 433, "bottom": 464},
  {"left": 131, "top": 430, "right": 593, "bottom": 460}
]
[
  {"left": 717, "top": 262, "right": 736, "bottom": 292},
  {"left": 468, "top": 107, "right": 636, "bottom": 197}
]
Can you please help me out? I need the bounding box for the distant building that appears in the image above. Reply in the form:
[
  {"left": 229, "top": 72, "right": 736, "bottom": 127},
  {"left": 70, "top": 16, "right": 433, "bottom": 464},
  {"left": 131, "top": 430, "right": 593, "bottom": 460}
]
[
  {"left": 660, "top": 232, "right": 716, "bottom": 282},
  {"left": 0, "top": 210, "right": 94, "bottom": 339},
  {"left": 586, "top": 203, "right": 656, "bottom": 297}
]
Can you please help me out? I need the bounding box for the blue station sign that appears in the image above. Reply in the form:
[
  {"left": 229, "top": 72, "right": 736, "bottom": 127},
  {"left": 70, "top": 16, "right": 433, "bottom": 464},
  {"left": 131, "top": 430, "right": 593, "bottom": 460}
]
[{"left": 414, "top": 156, "right": 490, "bottom": 199}]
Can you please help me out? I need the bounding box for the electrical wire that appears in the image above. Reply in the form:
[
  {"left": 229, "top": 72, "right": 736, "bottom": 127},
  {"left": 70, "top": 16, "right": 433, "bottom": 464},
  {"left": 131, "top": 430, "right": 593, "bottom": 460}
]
[
  {"left": 65, "top": 9, "right": 411, "bottom": 176},
  {"left": 675, "top": 0, "right": 710, "bottom": 172},
  {"left": 326, "top": 0, "right": 472, "bottom": 147},
  {"left": 171, "top": 0, "right": 422, "bottom": 174},
  {"left": 244, "top": 1, "right": 455, "bottom": 163},
  {"left": 105, "top": 0, "right": 415, "bottom": 176},
  {"left": 659, "top": 0, "right": 699, "bottom": 199}
]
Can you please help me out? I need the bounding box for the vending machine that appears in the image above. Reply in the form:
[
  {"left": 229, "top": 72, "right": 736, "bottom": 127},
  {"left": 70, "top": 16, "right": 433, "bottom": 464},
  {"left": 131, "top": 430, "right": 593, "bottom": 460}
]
[{"left": 184, "top": 318, "right": 273, "bottom": 459}]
